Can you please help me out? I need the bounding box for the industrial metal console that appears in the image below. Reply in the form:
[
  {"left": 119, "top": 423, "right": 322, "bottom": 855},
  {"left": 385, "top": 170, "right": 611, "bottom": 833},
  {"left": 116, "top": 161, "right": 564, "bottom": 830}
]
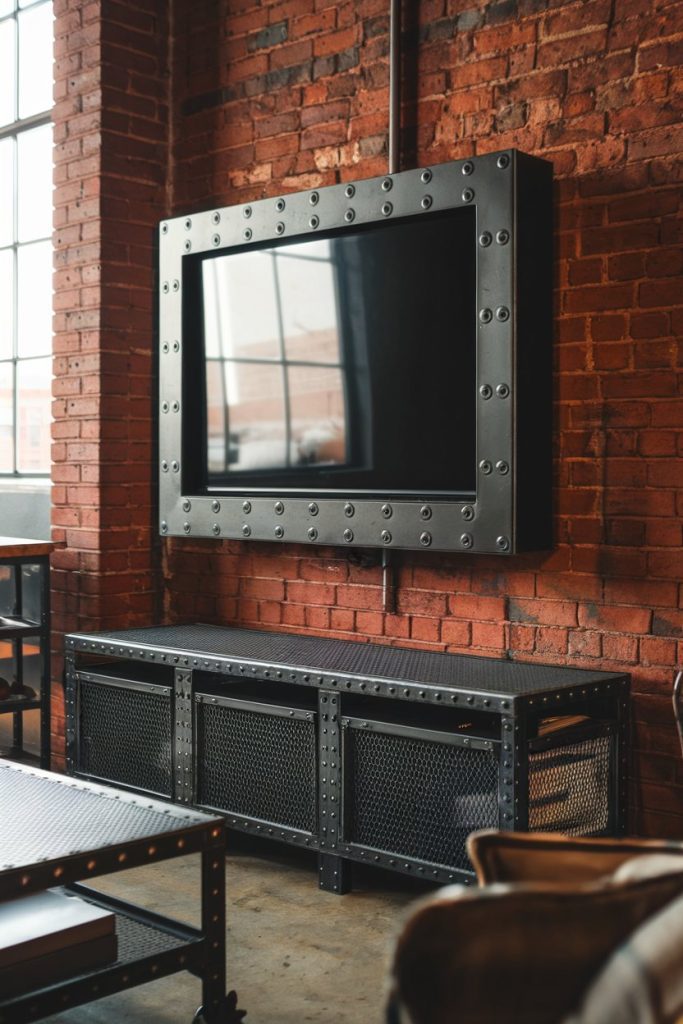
[{"left": 65, "top": 625, "right": 629, "bottom": 894}]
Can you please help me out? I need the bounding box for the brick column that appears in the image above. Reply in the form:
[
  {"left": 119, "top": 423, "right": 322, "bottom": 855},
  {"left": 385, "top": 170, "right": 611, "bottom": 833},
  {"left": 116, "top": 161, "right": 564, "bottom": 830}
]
[{"left": 51, "top": 0, "right": 170, "bottom": 763}]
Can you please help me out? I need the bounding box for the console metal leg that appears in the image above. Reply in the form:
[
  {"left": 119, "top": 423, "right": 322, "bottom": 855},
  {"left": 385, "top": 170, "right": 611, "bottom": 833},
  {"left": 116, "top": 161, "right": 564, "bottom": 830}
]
[
  {"left": 199, "top": 840, "right": 227, "bottom": 1023},
  {"left": 318, "top": 852, "right": 351, "bottom": 894}
]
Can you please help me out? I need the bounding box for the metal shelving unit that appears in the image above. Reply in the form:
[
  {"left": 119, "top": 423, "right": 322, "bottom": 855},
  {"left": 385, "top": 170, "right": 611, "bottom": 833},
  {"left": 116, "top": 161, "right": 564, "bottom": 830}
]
[{"left": 0, "top": 538, "right": 53, "bottom": 767}]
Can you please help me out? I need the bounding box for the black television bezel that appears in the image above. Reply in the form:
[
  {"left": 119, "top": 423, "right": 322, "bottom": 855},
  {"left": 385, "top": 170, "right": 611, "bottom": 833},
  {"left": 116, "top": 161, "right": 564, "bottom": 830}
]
[{"left": 158, "top": 148, "right": 553, "bottom": 555}]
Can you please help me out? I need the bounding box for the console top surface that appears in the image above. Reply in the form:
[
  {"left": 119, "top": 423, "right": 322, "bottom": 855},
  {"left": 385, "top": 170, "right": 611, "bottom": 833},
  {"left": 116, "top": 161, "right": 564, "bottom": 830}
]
[{"left": 67, "top": 623, "right": 627, "bottom": 699}]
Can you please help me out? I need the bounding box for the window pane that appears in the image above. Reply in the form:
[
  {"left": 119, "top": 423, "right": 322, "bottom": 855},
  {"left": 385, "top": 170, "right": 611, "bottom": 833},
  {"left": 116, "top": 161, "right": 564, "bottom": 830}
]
[
  {"left": 19, "top": 0, "right": 42, "bottom": 7},
  {"left": 203, "top": 252, "right": 281, "bottom": 360},
  {"left": 0, "top": 19, "right": 16, "bottom": 128},
  {"left": 16, "top": 356, "right": 50, "bottom": 472},
  {"left": 17, "top": 240, "right": 51, "bottom": 356},
  {"left": 226, "top": 361, "right": 287, "bottom": 471},
  {"left": 0, "top": 138, "right": 14, "bottom": 248},
  {"left": 278, "top": 252, "right": 341, "bottom": 364},
  {"left": 0, "top": 2, "right": 16, "bottom": 17},
  {"left": 18, "top": 3, "right": 52, "bottom": 120},
  {"left": 17, "top": 124, "right": 52, "bottom": 242},
  {"left": 288, "top": 365, "right": 347, "bottom": 467},
  {"left": 0, "top": 361, "right": 14, "bottom": 472},
  {"left": 0, "top": 249, "right": 14, "bottom": 360}
]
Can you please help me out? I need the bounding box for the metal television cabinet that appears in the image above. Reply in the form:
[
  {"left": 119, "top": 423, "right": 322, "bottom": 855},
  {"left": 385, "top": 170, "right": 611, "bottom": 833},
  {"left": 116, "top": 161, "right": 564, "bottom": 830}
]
[{"left": 65, "top": 625, "right": 629, "bottom": 893}]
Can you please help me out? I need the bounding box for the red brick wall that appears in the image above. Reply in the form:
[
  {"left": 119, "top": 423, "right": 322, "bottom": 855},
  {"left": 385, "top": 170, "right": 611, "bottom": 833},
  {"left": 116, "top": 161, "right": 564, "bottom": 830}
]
[{"left": 53, "top": 0, "right": 683, "bottom": 834}]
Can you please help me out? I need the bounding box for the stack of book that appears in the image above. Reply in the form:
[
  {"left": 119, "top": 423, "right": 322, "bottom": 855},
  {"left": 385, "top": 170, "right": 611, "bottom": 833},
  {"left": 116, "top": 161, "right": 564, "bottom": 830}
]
[{"left": 0, "top": 889, "right": 117, "bottom": 998}]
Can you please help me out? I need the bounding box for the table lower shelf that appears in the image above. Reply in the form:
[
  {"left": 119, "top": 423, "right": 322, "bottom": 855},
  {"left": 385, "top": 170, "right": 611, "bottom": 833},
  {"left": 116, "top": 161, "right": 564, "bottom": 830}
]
[{"left": 0, "top": 885, "right": 207, "bottom": 1024}]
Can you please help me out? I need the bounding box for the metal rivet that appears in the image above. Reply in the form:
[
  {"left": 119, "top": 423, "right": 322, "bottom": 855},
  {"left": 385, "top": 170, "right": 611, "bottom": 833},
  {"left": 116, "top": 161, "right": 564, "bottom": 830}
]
[
  {"left": 461, "top": 505, "right": 474, "bottom": 521},
  {"left": 344, "top": 209, "right": 355, "bottom": 223},
  {"left": 274, "top": 525, "right": 284, "bottom": 539},
  {"left": 308, "top": 502, "right": 319, "bottom": 515},
  {"left": 420, "top": 531, "right": 432, "bottom": 547},
  {"left": 172, "top": 279, "right": 180, "bottom": 291},
  {"left": 460, "top": 533, "right": 473, "bottom": 548},
  {"left": 160, "top": 521, "right": 168, "bottom": 534},
  {"left": 162, "top": 342, "right": 169, "bottom": 353},
  {"left": 381, "top": 177, "right": 392, "bottom": 192},
  {"left": 162, "top": 281, "right": 169, "bottom": 293},
  {"left": 161, "top": 460, "right": 169, "bottom": 472},
  {"left": 172, "top": 401, "right": 180, "bottom": 412},
  {"left": 381, "top": 530, "right": 392, "bottom": 544},
  {"left": 421, "top": 195, "right": 432, "bottom": 210},
  {"left": 161, "top": 401, "right": 169, "bottom": 413},
  {"left": 276, "top": 198, "right": 285, "bottom": 211},
  {"left": 212, "top": 211, "right": 220, "bottom": 224},
  {"left": 496, "top": 460, "right": 510, "bottom": 475},
  {"left": 244, "top": 206, "right": 252, "bottom": 218},
  {"left": 171, "top": 460, "right": 180, "bottom": 472},
  {"left": 183, "top": 522, "right": 191, "bottom": 534},
  {"left": 462, "top": 160, "right": 474, "bottom": 175},
  {"left": 242, "top": 500, "right": 251, "bottom": 513},
  {"left": 496, "top": 229, "right": 509, "bottom": 245},
  {"left": 274, "top": 500, "right": 284, "bottom": 515},
  {"left": 184, "top": 218, "right": 192, "bottom": 230},
  {"left": 344, "top": 502, "right": 354, "bottom": 517},
  {"left": 161, "top": 222, "right": 168, "bottom": 233},
  {"left": 381, "top": 503, "right": 392, "bottom": 519},
  {"left": 309, "top": 191, "right": 319, "bottom": 205},
  {"left": 496, "top": 306, "right": 510, "bottom": 322},
  {"left": 497, "top": 153, "right": 510, "bottom": 169},
  {"left": 479, "top": 460, "right": 492, "bottom": 475},
  {"left": 309, "top": 215, "right": 319, "bottom": 229},
  {"left": 421, "top": 168, "right": 432, "bottom": 184},
  {"left": 480, "top": 384, "right": 492, "bottom": 399},
  {"left": 212, "top": 523, "right": 221, "bottom": 535},
  {"left": 420, "top": 505, "right": 432, "bottom": 520},
  {"left": 343, "top": 528, "right": 354, "bottom": 542},
  {"left": 496, "top": 383, "right": 510, "bottom": 399},
  {"left": 479, "top": 232, "right": 492, "bottom": 247},
  {"left": 345, "top": 184, "right": 355, "bottom": 198},
  {"left": 308, "top": 527, "right": 318, "bottom": 540},
  {"left": 276, "top": 222, "right": 285, "bottom": 235},
  {"left": 479, "top": 308, "right": 492, "bottom": 324},
  {"left": 182, "top": 498, "right": 191, "bottom": 512},
  {"left": 461, "top": 188, "right": 474, "bottom": 202},
  {"left": 381, "top": 201, "right": 393, "bottom": 216},
  {"left": 212, "top": 234, "right": 220, "bottom": 246},
  {"left": 242, "top": 524, "right": 251, "bottom": 537},
  {"left": 184, "top": 239, "right": 191, "bottom": 252},
  {"left": 212, "top": 500, "right": 220, "bottom": 513},
  {"left": 243, "top": 228, "right": 252, "bottom": 241},
  {"left": 173, "top": 341, "right": 180, "bottom": 352},
  {"left": 497, "top": 535, "right": 510, "bottom": 551}
]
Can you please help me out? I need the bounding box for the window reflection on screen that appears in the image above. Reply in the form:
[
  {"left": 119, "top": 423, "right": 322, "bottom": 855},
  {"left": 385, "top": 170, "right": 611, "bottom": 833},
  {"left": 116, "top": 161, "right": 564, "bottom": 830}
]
[{"left": 203, "top": 239, "right": 348, "bottom": 475}]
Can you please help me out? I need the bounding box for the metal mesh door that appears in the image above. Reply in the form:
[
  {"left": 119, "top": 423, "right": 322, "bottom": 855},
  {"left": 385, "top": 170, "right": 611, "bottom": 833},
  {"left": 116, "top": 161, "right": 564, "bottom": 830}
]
[
  {"left": 77, "top": 680, "right": 173, "bottom": 797},
  {"left": 344, "top": 727, "right": 499, "bottom": 870},
  {"left": 196, "top": 701, "right": 317, "bottom": 834},
  {"left": 528, "top": 729, "right": 613, "bottom": 836}
]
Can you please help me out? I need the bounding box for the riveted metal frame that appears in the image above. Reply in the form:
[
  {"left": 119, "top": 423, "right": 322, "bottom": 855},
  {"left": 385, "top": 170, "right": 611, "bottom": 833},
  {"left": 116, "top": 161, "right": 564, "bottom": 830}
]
[
  {"left": 317, "top": 689, "right": 350, "bottom": 892},
  {"left": 0, "top": 763, "right": 232, "bottom": 1024},
  {"left": 615, "top": 678, "right": 630, "bottom": 835},
  {"left": 175, "top": 668, "right": 194, "bottom": 804},
  {"left": 158, "top": 149, "right": 553, "bottom": 554}
]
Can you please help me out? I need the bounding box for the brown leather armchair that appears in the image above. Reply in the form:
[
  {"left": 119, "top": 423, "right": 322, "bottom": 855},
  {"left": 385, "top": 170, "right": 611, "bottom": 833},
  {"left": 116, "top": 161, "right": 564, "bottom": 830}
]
[{"left": 387, "top": 831, "right": 683, "bottom": 1024}]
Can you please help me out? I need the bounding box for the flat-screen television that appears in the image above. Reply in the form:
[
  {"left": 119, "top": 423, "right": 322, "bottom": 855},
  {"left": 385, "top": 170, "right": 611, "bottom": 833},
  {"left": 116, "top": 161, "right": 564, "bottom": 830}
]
[{"left": 158, "top": 149, "right": 552, "bottom": 554}]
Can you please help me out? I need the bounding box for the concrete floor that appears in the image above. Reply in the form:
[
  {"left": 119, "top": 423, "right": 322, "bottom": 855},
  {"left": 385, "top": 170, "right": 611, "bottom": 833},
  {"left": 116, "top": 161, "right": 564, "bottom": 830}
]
[{"left": 42, "top": 835, "right": 432, "bottom": 1024}]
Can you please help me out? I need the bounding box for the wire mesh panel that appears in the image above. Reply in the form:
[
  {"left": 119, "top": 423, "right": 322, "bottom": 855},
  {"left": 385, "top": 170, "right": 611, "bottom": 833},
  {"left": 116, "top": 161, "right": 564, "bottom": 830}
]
[
  {"left": 196, "top": 701, "right": 317, "bottom": 834},
  {"left": 345, "top": 727, "right": 499, "bottom": 870},
  {"left": 528, "top": 730, "right": 613, "bottom": 836},
  {"left": 77, "top": 680, "right": 173, "bottom": 798}
]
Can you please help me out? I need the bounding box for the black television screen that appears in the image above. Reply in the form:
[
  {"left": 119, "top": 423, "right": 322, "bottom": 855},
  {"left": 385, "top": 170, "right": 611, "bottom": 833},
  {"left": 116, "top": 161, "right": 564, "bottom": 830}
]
[
  {"left": 196, "top": 208, "right": 476, "bottom": 497},
  {"left": 160, "top": 151, "right": 553, "bottom": 553}
]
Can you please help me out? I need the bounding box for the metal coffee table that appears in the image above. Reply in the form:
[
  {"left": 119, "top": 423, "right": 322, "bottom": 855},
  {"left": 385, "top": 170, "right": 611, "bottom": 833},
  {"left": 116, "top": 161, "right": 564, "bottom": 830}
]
[{"left": 0, "top": 759, "right": 243, "bottom": 1023}]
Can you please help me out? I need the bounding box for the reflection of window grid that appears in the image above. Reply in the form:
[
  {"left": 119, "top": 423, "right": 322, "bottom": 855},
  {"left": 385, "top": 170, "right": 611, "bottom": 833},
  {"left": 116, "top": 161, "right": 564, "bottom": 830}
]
[
  {"left": 0, "top": 0, "right": 52, "bottom": 477},
  {"left": 208, "top": 249, "right": 347, "bottom": 473}
]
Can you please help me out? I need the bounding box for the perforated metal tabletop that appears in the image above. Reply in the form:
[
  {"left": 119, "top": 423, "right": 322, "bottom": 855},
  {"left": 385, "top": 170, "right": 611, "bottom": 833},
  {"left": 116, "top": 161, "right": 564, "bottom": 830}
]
[{"left": 68, "top": 622, "right": 626, "bottom": 696}]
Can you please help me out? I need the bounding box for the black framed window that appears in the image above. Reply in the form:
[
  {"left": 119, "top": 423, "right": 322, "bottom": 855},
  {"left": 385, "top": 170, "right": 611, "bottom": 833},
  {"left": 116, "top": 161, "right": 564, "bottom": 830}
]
[{"left": 0, "top": 0, "right": 52, "bottom": 477}]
